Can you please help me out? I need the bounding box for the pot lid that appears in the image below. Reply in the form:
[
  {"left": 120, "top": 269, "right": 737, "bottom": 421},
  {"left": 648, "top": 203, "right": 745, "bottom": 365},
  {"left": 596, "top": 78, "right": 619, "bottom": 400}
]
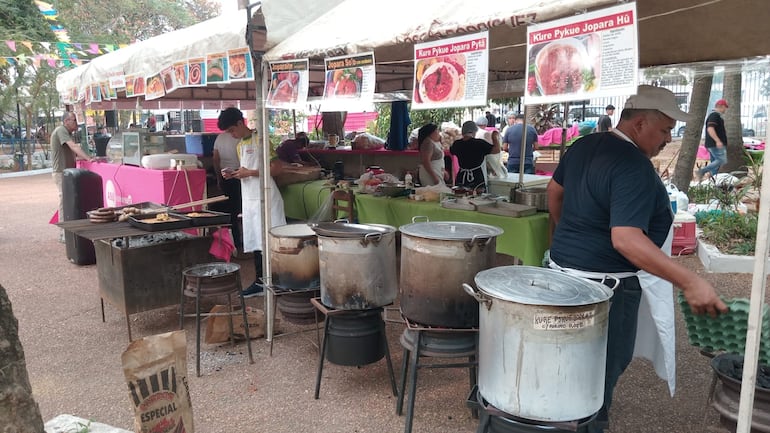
[
  {"left": 474, "top": 266, "right": 613, "bottom": 306},
  {"left": 270, "top": 224, "right": 316, "bottom": 238},
  {"left": 399, "top": 221, "right": 503, "bottom": 240},
  {"left": 310, "top": 222, "right": 395, "bottom": 238}
]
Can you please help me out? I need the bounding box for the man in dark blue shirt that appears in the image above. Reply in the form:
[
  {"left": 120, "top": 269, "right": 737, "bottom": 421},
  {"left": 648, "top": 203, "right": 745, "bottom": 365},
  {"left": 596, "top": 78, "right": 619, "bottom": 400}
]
[
  {"left": 697, "top": 99, "right": 729, "bottom": 180},
  {"left": 547, "top": 85, "right": 727, "bottom": 433},
  {"left": 503, "top": 114, "right": 538, "bottom": 173}
]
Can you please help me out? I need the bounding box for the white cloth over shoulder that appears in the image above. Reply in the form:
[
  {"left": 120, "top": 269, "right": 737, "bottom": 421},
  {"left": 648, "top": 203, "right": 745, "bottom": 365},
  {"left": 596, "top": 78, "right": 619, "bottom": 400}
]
[{"left": 634, "top": 228, "right": 676, "bottom": 396}]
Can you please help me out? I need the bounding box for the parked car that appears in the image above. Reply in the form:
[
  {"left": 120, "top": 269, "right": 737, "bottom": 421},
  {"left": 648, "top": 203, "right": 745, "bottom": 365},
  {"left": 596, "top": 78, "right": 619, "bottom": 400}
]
[{"left": 567, "top": 106, "right": 605, "bottom": 124}]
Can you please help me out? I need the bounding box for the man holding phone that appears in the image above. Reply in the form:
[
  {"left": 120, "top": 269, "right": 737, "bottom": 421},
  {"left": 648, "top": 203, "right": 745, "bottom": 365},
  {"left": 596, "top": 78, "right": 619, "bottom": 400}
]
[{"left": 213, "top": 131, "right": 243, "bottom": 253}]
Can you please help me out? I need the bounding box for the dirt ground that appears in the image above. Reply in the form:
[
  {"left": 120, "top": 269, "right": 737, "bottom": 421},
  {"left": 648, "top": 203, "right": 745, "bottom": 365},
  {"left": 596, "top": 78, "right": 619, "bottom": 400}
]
[{"left": 1, "top": 171, "right": 767, "bottom": 433}]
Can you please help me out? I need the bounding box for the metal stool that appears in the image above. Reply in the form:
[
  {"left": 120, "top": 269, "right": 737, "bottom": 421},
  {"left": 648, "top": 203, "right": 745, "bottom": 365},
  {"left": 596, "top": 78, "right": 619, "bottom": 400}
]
[
  {"left": 179, "top": 262, "right": 254, "bottom": 377},
  {"left": 396, "top": 318, "right": 479, "bottom": 433}
]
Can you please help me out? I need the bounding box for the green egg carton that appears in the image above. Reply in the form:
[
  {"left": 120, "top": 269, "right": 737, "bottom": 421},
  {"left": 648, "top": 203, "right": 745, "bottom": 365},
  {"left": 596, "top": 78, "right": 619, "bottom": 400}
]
[{"left": 678, "top": 293, "right": 770, "bottom": 364}]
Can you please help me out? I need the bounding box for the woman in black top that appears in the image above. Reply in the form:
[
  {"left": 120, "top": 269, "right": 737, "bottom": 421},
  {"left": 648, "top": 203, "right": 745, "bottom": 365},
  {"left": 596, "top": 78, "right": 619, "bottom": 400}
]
[{"left": 450, "top": 121, "right": 499, "bottom": 191}]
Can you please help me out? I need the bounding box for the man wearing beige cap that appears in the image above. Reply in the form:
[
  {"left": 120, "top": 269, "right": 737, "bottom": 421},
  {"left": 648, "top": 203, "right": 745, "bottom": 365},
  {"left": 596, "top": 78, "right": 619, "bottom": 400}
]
[
  {"left": 697, "top": 98, "right": 729, "bottom": 180},
  {"left": 547, "top": 85, "right": 727, "bottom": 432}
]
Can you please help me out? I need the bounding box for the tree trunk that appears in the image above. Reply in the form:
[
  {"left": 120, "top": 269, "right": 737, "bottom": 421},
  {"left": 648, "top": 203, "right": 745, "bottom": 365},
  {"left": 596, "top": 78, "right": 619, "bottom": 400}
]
[
  {"left": 722, "top": 69, "right": 745, "bottom": 173},
  {"left": 0, "top": 283, "right": 45, "bottom": 432},
  {"left": 321, "top": 112, "right": 346, "bottom": 140},
  {"left": 673, "top": 66, "right": 713, "bottom": 192}
]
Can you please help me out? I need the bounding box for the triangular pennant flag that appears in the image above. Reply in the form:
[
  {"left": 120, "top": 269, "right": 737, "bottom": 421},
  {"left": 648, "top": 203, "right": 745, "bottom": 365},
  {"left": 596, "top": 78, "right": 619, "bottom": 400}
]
[
  {"left": 21, "top": 41, "right": 33, "bottom": 51},
  {"left": 32, "top": 58, "right": 40, "bottom": 68},
  {"left": 47, "top": 58, "right": 56, "bottom": 67},
  {"left": 89, "top": 43, "right": 99, "bottom": 54},
  {"left": 73, "top": 43, "right": 82, "bottom": 50},
  {"left": 5, "top": 41, "right": 16, "bottom": 52},
  {"left": 40, "top": 42, "right": 50, "bottom": 50},
  {"left": 0, "top": 58, "right": 7, "bottom": 66}
]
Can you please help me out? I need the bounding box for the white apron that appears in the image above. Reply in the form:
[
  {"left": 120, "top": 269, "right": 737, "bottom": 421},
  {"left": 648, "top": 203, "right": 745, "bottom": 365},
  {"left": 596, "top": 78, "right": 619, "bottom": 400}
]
[
  {"left": 419, "top": 141, "right": 445, "bottom": 186},
  {"left": 548, "top": 227, "right": 677, "bottom": 396},
  {"left": 240, "top": 134, "right": 286, "bottom": 253}
]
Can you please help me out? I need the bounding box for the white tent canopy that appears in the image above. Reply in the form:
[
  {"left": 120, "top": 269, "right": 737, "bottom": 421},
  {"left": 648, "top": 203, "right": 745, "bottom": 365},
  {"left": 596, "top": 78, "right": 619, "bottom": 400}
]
[{"left": 264, "top": 0, "right": 770, "bottom": 97}]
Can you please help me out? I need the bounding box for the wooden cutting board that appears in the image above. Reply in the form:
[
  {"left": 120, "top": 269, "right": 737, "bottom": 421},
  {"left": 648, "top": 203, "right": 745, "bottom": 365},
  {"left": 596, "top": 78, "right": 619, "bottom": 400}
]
[{"left": 476, "top": 201, "right": 537, "bottom": 217}]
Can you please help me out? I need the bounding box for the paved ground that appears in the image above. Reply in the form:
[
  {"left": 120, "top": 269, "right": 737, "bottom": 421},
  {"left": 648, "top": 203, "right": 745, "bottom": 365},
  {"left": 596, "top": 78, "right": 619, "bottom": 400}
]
[{"left": 0, "top": 172, "right": 764, "bottom": 433}]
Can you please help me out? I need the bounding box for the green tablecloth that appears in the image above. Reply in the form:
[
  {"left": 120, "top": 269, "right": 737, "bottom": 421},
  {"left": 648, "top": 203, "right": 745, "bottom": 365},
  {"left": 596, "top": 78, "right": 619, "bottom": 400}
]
[{"left": 279, "top": 180, "right": 550, "bottom": 266}]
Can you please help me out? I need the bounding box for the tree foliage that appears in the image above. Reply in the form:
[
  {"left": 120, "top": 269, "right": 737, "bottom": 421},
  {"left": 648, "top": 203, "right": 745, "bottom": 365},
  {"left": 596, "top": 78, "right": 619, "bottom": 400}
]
[{"left": 54, "top": 0, "right": 219, "bottom": 44}]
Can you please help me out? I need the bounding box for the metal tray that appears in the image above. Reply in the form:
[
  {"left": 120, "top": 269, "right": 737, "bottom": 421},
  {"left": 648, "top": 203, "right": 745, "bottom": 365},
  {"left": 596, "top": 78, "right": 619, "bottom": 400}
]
[
  {"left": 175, "top": 210, "right": 230, "bottom": 226},
  {"left": 128, "top": 212, "right": 192, "bottom": 231}
]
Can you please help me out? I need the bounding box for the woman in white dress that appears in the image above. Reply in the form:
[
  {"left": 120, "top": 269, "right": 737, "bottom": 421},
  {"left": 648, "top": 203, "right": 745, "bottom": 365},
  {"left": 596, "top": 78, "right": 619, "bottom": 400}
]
[{"left": 417, "top": 123, "right": 445, "bottom": 186}]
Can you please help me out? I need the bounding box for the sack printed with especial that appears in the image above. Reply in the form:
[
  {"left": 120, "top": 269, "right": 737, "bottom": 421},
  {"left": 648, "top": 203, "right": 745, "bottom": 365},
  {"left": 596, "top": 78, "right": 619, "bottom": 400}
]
[{"left": 122, "top": 330, "right": 194, "bottom": 433}]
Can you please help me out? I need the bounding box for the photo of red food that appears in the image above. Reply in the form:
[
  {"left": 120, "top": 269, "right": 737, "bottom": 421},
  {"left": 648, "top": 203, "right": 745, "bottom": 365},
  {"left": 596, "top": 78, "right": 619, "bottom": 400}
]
[
  {"left": 133, "top": 77, "right": 145, "bottom": 95},
  {"left": 532, "top": 38, "right": 595, "bottom": 96},
  {"left": 162, "top": 71, "right": 174, "bottom": 91},
  {"left": 188, "top": 63, "right": 202, "bottom": 85},
  {"left": 268, "top": 71, "right": 300, "bottom": 104},
  {"left": 126, "top": 78, "right": 135, "bottom": 95},
  {"left": 414, "top": 55, "right": 466, "bottom": 104},
  {"left": 229, "top": 54, "right": 248, "bottom": 79},
  {"left": 324, "top": 68, "right": 362, "bottom": 98},
  {"left": 175, "top": 65, "right": 187, "bottom": 86},
  {"left": 146, "top": 76, "right": 163, "bottom": 95}
]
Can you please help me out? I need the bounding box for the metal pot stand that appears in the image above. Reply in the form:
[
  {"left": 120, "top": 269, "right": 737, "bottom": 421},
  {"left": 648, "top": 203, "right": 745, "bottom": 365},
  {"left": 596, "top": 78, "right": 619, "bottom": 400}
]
[
  {"left": 311, "top": 298, "right": 398, "bottom": 400},
  {"left": 395, "top": 314, "right": 480, "bottom": 433}
]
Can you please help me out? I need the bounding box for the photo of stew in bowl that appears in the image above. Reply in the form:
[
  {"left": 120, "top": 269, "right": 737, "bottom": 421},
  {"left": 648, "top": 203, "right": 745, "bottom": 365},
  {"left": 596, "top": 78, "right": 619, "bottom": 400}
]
[{"left": 532, "top": 38, "right": 596, "bottom": 96}]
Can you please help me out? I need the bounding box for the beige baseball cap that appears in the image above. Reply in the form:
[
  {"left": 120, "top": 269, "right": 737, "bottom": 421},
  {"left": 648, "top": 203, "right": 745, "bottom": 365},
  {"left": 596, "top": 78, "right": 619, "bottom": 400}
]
[{"left": 623, "top": 85, "right": 690, "bottom": 121}]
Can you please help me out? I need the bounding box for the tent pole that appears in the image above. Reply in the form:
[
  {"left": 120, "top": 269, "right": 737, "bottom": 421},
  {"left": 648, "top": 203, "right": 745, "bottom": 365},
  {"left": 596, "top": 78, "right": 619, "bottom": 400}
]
[{"left": 735, "top": 102, "right": 770, "bottom": 433}]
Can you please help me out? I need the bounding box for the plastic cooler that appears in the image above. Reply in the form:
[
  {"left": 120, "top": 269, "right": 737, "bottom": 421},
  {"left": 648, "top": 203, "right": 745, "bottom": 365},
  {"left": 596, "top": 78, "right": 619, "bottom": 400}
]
[
  {"left": 672, "top": 211, "right": 696, "bottom": 255},
  {"left": 62, "top": 168, "right": 104, "bottom": 265}
]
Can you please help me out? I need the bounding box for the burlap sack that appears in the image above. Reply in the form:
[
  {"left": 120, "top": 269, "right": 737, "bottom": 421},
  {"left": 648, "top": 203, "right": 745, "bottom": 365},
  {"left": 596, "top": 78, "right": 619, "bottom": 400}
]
[{"left": 204, "top": 305, "right": 266, "bottom": 344}]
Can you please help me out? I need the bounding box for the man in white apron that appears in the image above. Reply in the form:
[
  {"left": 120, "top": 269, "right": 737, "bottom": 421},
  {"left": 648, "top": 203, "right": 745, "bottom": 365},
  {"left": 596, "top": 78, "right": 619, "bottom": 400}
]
[
  {"left": 218, "top": 107, "right": 286, "bottom": 296},
  {"left": 546, "top": 86, "right": 727, "bottom": 432}
]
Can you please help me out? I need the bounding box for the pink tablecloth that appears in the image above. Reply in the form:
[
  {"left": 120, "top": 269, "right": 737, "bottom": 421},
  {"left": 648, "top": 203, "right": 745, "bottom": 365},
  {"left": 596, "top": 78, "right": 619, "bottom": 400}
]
[{"left": 537, "top": 124, "right": 580, "bottom": 146}]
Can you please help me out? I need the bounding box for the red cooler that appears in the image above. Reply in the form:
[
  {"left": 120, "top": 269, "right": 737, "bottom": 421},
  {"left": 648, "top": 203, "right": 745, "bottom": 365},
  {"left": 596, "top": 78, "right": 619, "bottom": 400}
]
[{"left": 672, "top": 212, "right": 696, "bottom": 255}]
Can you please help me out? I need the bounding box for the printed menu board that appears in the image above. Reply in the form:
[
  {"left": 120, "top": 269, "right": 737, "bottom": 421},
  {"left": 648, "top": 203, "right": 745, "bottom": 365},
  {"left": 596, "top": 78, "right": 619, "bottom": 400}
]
[
  {"left": 525, "top": 2, "right": 638, "bottom": 104},
  {"left": 322, "top": 52, "right": 375, "bottom": 109},
  {"left": 227, "top": 48, "right": 254, "bottom": 82},
  {"left": 266, "top": 59, "right": 309, "bottom": 109},
  {"left": 412, "top": 31, "right": 489, "bottom": 109}
]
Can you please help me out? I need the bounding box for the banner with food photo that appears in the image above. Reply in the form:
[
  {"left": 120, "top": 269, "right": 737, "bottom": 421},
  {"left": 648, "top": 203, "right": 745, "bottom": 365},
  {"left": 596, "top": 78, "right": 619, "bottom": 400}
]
[
  {"left": 108, "top": 73, "right": 126, "bottom": 90},
  {"left": 88, "top": 84, "right": 102, "bottom": 103},
  {"left": 525, "top": 2, "right": 638, "bottom": 104},
  {"left": 266, "top": 59, "right": 309, "bottom": 109},
  {"left": 187, "top": 57, "right": 206, "bottom": 87},
  {"left": 125, "top": 74, "right": 145, "bottom": 98},
  {"left": 206, "top": 52, "right": 229, "bottom": 84},
  {"left": 173, "top": 61, "right": 188, "bottom": 88},
  {"left": 227, "top": 47, "right": 253, "bottom": 82},
  {"left": 144, "top": 72, "right": 166, "bottom": 101},
  {"left": 412, "top": 31, "right": 489, "bottom": 109},
  {"left": 322, "top": 52, "right": 375, "bottom": 107},
  {"left": 160, "top": 65, "right": 178, "bottom": 94}
]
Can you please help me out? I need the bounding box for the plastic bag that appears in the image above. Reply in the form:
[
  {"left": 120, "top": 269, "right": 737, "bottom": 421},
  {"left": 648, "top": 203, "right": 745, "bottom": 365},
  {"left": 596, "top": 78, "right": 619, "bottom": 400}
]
[
  {"left": 485, "top": 153, "right": 507, "bottom": 179},
  {"left": 352, "top": 132, "right": 386, "bottom": 150},
  {"left": 309, "top": 191, "right": 335, "bottom": 223}
]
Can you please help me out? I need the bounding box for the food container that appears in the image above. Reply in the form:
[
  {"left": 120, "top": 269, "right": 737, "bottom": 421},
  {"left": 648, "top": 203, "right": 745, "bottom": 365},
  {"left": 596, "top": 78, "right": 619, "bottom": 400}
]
[
  {"left": 399, "top": 220, "right": 502, "bottom": 328},
  {"left": 128, "top": 212, "right": 192, "bottom": 231},
  {"left": 513, "top": 187, "right": 549, "bottom": 212},
  {"left": 465, "top": 266, "right": 613, "bottom": 421},
  {"left": 311, "top": 222, "right": 397, "bottom": 310},
  {"left": 269, "top": 224, "right": 320, "bottom": 289}
]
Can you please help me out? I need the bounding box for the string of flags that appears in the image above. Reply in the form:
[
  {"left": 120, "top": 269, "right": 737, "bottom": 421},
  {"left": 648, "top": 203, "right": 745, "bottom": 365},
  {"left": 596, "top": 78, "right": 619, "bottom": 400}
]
[{"left": 1, "top": 40, "right": 126, "bottom": 68}]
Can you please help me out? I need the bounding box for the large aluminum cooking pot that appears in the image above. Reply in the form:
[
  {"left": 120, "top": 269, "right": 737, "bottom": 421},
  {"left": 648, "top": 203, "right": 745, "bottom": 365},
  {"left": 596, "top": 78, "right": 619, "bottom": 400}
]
[
  {"left": 399, "top": 220, "right": 503, "bottom": 328},
  {"left": 464, "top": 266, "right": 613, "bottom": 422},
  {"left": 269, "top": 224, "right": 320, "bottom": 289},
  {"left": 311, "top": 222, "right": 397, "bottom": 310}
]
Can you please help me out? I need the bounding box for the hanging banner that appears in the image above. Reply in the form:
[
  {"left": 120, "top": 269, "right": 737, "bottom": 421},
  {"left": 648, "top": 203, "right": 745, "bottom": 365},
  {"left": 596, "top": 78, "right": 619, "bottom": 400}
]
[
  {"left": 125, "top": 74, "right": 145, "bottom": 98},
  {"left": 187, "top": 57, "right": 207, "bottom": 87},
  {"left": 173, "top": 61, "right": 188, "bottom": 88},
  {"left": 108, "top": 72, "right": 125, "bottom": 89},
  {"left": 266, "top": 59, "right": 309, "bottom": 109},
  {"left": 206, "top": 52, "right": 229, "bottom": 84},
  {"left": 227, "top": 47, "right": 254, "bottom": 82},
  {"left": 525, "top": 2, "right": 638, "bottom": 104},
  {"left": 412, "top": 31, "right": 489, "bottom": 110},
  {"left": 322, "top": 52, "right": 375, "bottom": 108},
  {"left": 144, "top": 71, "right": 165, "bottom": 101},
  {"left": 159, "top": 65, "right": 177, "bottom": 94}
]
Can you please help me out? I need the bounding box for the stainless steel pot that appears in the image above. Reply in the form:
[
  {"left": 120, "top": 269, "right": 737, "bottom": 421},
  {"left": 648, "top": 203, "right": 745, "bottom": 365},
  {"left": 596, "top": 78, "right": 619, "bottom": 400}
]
[
  {"left": 399, "top": 220, "right": 503, "bottom": 328},
  {"left": 312, "top": 222, "right": 397, "bottom": 310},
  {"left": 514, "top": 187, "right": 548, "bottom": 211},
  {"left": 464, "top": 266, "right": 613, "bottom": 422},
  {"left": 269, "top": 224, "right": 319, "bottom": 289}
]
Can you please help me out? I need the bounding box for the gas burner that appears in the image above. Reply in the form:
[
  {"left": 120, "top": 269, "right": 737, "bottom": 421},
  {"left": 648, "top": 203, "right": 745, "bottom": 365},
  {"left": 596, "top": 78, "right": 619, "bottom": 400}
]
[
  {"left": 467, "top": 386, "right": 597, "bottom": 433},
  {"left": 401, "top": 310, "right": 478, "bottom": 333}
]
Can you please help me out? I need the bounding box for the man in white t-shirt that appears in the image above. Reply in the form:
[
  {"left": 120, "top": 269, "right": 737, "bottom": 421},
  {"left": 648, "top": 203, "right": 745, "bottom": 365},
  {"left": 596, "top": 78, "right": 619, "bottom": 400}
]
[{"left": 213, "top": 132, "right": 243, "bottom": 252}]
